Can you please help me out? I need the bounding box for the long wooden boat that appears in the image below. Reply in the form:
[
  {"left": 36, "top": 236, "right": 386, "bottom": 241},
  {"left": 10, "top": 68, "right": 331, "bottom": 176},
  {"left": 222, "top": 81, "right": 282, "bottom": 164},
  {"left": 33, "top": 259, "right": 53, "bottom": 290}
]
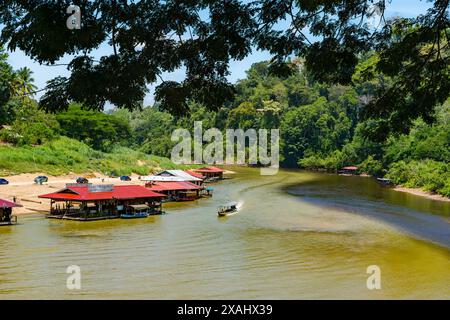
[
  {"left": 0, "top": 218, "right": 17, "bottom": 226},
  {"left": 218, "top": 202, "right": 238, "bottom": 217},
  {"left": 377, "top": 178, "right": 393, "bottom": 186},
  {"left": 120, "top": 212, "right": 149, "bottom": 219}
]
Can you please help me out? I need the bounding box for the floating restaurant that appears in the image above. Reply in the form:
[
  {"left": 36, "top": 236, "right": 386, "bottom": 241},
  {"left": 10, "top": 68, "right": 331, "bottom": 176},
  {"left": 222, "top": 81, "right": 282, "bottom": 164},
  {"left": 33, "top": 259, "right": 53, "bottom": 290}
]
[
  {"left": 145, "top": 181, "right": 204, "bottom": 201},
  {"left": 141, "top": 170, "right": 204, "bottom": 186},
  {"left": 184, "top": 170, "right": 205, "bottom": 181},
  {"left": 0, "top": 198, "right": 22, "bottom": 226},
  {"left": 338, "top": 166, "right": 359, "bottom": 175},
  {"left": 39, "top": 184, "right": 166, "bottom": 221},
  {"left": 193, "top": 166, "right": 225, "bottom": 181}
]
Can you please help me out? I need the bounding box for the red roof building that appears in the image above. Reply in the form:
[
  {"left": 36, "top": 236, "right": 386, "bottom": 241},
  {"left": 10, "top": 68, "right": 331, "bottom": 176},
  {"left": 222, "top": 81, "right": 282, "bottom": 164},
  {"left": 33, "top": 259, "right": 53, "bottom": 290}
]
[
  {"left": 0, "top": 198, "right": 22, "bottom": 225},
  {"left": 194, "top": 166, "right": 225, "bottom": 173},
  {"left": 0, "top": 199, "right": 22, "bottom": 208},
  {"left": 193, "top": 166, "right": 225, "bottom": 180},
  {"left": 338, "top": 166, "right": 360, "bottom": 175},
  {"left": 39, "top": 184, "right": 166, "bottom": 220},
  {"left": 184, "top": 170, "right": 205, "bottom": 180},
  {"left": 342, "top": 166, "right": 358, "bottom": 171},
  {"left": 145, "top": 181, "right": 203, "bottom": 201},
  {"left": 39, "top": 185, "right": 165, "bottom": 201}
]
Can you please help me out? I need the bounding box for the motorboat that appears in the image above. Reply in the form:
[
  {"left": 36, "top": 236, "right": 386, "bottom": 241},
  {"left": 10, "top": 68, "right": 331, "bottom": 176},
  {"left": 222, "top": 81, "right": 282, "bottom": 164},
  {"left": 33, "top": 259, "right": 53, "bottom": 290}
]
[{"left": 218, "top": 202, "right": 238, "bottom": 217}]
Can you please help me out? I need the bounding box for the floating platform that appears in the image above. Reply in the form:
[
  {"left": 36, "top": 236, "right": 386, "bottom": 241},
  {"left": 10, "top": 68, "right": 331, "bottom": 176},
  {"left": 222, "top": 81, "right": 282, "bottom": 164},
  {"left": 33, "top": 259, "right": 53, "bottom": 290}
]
[
  {"left": 46, "top": 214, "right": 120, "bottom": 221},
  {"left": 0, "top": 216, "right": 17, "bottom": 226},
  {"left": 0, "top": 221, "right": 16, "bottom": 226}
]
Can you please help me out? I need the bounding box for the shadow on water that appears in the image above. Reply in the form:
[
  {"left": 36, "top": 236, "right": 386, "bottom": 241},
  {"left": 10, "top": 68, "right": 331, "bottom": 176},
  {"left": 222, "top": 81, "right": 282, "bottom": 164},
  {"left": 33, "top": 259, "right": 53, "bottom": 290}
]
[{"left": 283, "top": 172, "right": 450, "bottom": 248}]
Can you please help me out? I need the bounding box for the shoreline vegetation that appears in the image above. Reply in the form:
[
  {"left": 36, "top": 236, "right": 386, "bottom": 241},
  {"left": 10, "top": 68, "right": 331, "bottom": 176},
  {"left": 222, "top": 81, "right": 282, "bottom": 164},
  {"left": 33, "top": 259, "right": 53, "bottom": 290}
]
[
  {"left": 1, "top": 167, "right": 448, "bottom": 218},
  {"left": 330, "top": 170, "right": 450, "bottom": 202},
  {"left": 1, "top": 51, "right": 449, "bottom": 205}
]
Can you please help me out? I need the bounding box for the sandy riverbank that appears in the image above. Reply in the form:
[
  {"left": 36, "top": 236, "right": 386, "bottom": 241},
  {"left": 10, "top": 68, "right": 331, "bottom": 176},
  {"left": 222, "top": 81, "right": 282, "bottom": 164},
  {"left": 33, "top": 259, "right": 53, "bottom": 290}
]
[
  {"left": 394, "top": 186, "right": 450, "bottom": 202},
  {"left": 0, "top": 169, "right": 235, "bottom": 215}
]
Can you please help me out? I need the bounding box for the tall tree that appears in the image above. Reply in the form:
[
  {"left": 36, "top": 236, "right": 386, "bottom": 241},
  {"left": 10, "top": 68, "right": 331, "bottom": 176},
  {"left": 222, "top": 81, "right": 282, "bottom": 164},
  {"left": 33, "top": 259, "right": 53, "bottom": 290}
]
[
  {"left": 55, "top": 103, "right": 132, "bottom": 151},
  {"left": 0, "top": 1, "right": 448, "bottom": 138},
  {"left": 0, "top": 48, "right": 12, "bottom": 96},
  {"left": 10, "top": 67, "right": 37, "bottom": 99},
  {"left": 0, "top": 47, "right": 14, "bottom": 123}
]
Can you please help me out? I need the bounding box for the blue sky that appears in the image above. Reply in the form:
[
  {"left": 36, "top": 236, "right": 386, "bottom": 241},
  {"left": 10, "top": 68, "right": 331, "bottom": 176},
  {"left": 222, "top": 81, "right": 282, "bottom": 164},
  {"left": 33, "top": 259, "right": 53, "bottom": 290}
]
[{"left": 6, "top": 0, "right": 432, "bottom": 106}]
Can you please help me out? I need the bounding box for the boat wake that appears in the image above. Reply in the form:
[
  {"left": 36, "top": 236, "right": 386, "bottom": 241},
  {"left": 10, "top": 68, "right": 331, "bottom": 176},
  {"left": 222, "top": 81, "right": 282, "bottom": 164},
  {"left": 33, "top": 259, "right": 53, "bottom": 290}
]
[{"left": 236, "top": 200, "right": 244, "bottom": 211}]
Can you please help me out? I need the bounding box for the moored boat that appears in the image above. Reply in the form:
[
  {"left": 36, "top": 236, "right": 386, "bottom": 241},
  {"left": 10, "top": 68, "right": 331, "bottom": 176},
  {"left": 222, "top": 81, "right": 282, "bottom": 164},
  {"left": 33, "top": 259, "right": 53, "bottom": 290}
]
[
  {"left": 120, "top": 212, "right": 149, "bottom": 219},
  {"left": 377, "top": 178, "right": 393, "bottom": 186}
]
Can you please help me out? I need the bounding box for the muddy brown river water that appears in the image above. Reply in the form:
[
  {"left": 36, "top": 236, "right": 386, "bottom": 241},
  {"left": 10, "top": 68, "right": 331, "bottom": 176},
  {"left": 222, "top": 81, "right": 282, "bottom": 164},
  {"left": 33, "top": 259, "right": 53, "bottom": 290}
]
[{"left": 0, "top": 167, "right": 449, "bottom": 299}]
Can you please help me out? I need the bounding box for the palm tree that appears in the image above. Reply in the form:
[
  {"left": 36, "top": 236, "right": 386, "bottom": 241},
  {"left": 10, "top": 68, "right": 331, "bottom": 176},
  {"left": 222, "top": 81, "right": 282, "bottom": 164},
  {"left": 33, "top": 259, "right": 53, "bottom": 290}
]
[{"left": 10, "top": 67, "right": 37, "bottom": 99}]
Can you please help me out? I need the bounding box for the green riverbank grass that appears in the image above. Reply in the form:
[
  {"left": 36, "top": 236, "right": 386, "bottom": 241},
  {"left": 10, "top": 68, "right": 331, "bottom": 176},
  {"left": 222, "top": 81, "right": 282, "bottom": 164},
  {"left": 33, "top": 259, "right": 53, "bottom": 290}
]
[{"left": 0, "top": 136, "right": 188, "bottom": 176}]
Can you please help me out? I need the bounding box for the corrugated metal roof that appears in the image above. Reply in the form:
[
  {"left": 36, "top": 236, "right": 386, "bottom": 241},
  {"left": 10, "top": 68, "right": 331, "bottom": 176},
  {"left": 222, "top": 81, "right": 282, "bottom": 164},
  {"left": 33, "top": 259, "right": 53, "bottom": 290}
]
[
  {"left": 342, "top": 166, "right": 358, "bottom": 170},
  {"left": 140, "top": 175, "right": 187, "bottom": 182},
  {"left": 164, "top": 170, "right": 202, "bottom": 181},
  {"left": 0, "top": 199, "right": 22, "bottom": 208},
  {"left": 194, "top": 166, "right": 225, "bottom": 173},
  {"left": 39, "top": 185, "right": 166, "bottom": 201},
  {"left": 184, "top": 170, "right": 204, "bottom": 179},
  {"left": 141, "top": 169, "right": 203, "bottom": 182},
  {"left": 146, "top": 181, "right": 202, "bottom": 191}
]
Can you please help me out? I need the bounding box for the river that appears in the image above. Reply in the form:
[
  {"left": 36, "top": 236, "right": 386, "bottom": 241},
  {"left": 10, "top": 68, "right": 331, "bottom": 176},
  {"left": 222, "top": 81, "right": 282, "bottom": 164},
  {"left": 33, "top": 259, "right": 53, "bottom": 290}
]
[{"left": 0, "top": 167, "right": 449, "bottom": 299}]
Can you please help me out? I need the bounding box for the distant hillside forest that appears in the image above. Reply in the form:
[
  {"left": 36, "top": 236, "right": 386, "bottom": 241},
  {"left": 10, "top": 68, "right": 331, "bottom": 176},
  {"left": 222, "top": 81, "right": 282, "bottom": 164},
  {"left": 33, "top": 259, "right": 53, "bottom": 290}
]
[{"left": 1, "top": 48, "right": 449, "bottom": 196}]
